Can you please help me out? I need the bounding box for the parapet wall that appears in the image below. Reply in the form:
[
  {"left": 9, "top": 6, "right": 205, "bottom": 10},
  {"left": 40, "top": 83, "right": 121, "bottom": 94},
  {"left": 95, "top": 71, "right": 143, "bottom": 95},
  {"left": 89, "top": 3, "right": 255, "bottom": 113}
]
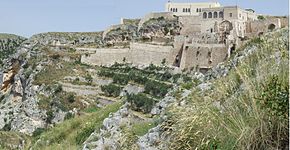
[{"left": 81, "top": 42, "right": 175, "bottom": 66}]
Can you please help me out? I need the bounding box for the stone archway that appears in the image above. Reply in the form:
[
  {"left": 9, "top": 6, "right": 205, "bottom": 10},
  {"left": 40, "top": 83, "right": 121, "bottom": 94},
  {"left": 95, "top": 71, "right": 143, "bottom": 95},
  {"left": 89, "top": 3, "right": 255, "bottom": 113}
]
[{"left": 268, "top": 24, "right": 276, "bottom": 31}]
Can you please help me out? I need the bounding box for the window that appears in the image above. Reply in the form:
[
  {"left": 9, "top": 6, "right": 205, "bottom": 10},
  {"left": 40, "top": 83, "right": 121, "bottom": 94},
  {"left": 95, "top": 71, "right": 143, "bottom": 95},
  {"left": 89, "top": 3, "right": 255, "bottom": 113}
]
[
  {"left": 230, "top": 13, "right": 233, "bottom": 17},
  {"left": 203, "top": 12, "right": 207, "bottom": 18},
  {"left": 196, "top": 8, "right": 199, "bottom": 12},
  {"left": 239, "top": 14, "right": 241, "bottom": 18},
  {"left": 175, "top": 8, "right": 178, "bottom": 12},
  {"left": 219, "top": 11, "right": 224, "bottom": 18},
  {"left": 183, "top": 8, "right": 186, "bottom": 12},
  {"left": 214, "top": 12, "right": 218, "bottom": 18},
  {"left": 170, "top": 8, "right": 173, "bottom": 12},
  {"left": 199, "top": 8, "right": 202, "bottom": 12},
  {"left": 188, "top": 8, "right": 191, "bottom": 12},
  {"left": 208, "top": 12, "right": 212, "bottom": 18}
]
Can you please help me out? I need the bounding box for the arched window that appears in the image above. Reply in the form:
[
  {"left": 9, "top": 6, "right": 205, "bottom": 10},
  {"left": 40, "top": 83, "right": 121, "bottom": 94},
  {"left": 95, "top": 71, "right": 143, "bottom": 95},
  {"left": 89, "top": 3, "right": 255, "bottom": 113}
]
[
  {"left": 214, "top": 12, "right": 218, "bottom": 18},
  {"left": 183, "top": 8, "right": 185, "bottom": 12},
  {"left": 208, "top": 12, "right": 212, "bottom": 18},
  {"left": 203, "top": 12, "right": 207, "bottom": 19},
  {"left": 170, "top": 8, "right": 173, "bottom": 12},
  {"left": 196, "top": 8, "right": 199, "bottom": 12},
  {"left": 219, "top": 11, "right": 224, "bottom": 18},
  {"left": 199, "top": 8, "right": 202, "bottom": 12},
  {"left": 175, "top": 8, "right": 178, "bottom": 12},
  {"left": 188, "top": 8, "right": 191, "bottom": 12}
]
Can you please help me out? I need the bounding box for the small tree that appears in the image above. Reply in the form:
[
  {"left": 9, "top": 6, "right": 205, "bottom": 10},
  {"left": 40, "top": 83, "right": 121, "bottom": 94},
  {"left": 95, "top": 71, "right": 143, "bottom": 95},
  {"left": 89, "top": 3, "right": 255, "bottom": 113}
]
[
  {"left": 67, "top": 93, "right": 75, "bottom": 103},
  {"left": 258, "top": 15, "right": 265, "bottom": 20},
  {"left": 85, "top": 74, "right": 93, "bottom": 85}
]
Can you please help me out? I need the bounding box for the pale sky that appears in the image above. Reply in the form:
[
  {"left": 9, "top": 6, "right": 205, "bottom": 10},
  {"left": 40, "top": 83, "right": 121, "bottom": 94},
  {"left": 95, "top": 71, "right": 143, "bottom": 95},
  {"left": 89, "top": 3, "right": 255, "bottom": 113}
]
[{"left": 0, "top": 0, "right": 288, "bottom": 37}]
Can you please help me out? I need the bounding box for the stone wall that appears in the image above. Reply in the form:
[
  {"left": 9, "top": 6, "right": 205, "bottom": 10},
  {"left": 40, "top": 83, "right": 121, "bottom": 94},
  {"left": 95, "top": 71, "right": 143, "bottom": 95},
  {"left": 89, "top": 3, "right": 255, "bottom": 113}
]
[
  {"left": 179, "top": 16, "right": 201, "bottom": 35},
  {"left": 120, "top": 18, "right": 141, "bottom": 25},
  {"left": 180, "top": 43, "right": 227, "bottom": 69},
  {"left": 246, "top": 18, "right": 282, "bottom": 37},
  {"left": 81, "top": 42, "right": 175, "bottom": 66}
]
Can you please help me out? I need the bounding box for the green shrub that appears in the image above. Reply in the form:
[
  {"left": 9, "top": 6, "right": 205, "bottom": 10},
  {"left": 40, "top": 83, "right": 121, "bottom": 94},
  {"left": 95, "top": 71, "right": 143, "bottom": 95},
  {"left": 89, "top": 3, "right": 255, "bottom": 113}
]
[
  {"left": 181, "top": 82, "right": 194, "bottom": 90},
  {"left": 128, "top": 71, "right": 148, "bottom": 84},
  {"left": 33, "top": 128, "right": 46, "bottom": 137},
  {"left": 54, "top": 84, "right": 63, "bottom": 93},
  {"left": 113, "top": 74, "right": 129, "bottom": 85},
  {"left": 257, "top": 75, "right": 289, "bottom": 119},
  {"left": 64, "top": 112, "right": 74, "bottom": 120},
  {"left": 67, "top": 93, "right": 76, "bottom": 103},
  {"left": 258, "top": 15, "right": 265, "bottom": 20},
  {"left": 98, "top": 70, "right": 114, "bottom": 77},
  {"left": 101, "top": 84, "right": 122, "bottom": 97},
  {"left": 85, "top": 74, "right": 93, "bottom": 85},
  {"left": 144, "top": 80, "right": 171, "bottom": 98},
  {"left": 46, "top": 110, "right": 54, "bottom": 124},
  {"left": 2, "top": 122, "right": 11, "bottom": 131},
  {"left": 126, "top": 93, "right": 155, "bottom": 113}
]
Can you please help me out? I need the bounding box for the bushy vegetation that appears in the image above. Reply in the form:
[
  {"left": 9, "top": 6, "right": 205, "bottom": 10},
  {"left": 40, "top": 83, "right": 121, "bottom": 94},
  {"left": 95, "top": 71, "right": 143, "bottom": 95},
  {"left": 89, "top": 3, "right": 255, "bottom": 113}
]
[
  {"left": 113, "top": 74, "right": 130, "bottom": 85},
  {"left": 144, "top": 80, "right": 171, "bottom": 98},
  {"left": 101, "top": 83, "right": 122, "bottom": 97},
  {"left": 257, "top": 75, "right": 288, "bottom": 119},
  {"left": 126, "top": 93, "right": 155, "bottom": 113},
  {"left": 166, "top": 29, "right": 289, "bottom": 150}
]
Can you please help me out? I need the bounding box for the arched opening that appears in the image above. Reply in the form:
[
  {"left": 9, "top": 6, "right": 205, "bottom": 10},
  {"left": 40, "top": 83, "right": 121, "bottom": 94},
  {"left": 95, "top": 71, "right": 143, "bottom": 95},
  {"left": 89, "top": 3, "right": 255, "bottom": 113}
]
[
  {"left": 208, "top": 12, "right": 213, "bottom": 18},
  {"left": 214, "top": 12, "right": 218, "bottom": 18},
  {"left": 196, "top": 8, "right": 199, "bottom": 12},
  {"left": 199, "top": 8, "right": 202, "bottom": 12},
  {"left": 219, "top": 11, "right": 224, "bottom": 18},
  {"left": 268, "top": 24, "right": 276, "bottom": 31},
  {"left": 203, "top": 12, "right": 207, "bottom": 19}
]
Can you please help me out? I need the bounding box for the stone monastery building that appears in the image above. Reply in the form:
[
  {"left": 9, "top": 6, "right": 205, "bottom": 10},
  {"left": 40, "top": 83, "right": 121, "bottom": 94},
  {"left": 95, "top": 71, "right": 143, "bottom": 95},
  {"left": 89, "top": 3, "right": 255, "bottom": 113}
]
[{"left": 79, "top": 1, "right": 287, "bottom": 71}]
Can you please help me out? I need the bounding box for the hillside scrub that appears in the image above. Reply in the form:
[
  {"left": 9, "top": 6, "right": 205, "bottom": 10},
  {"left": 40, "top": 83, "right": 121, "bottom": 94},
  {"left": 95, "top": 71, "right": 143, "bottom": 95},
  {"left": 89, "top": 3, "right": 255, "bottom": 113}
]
[
  {"left": 166, "top": 29, "right": 289, "bottom": 150},
  {"left": 126, "top": 93, "right": 156, "bottom": 113},
  {"left": 30, "top": 102, "right": 122, "bottom": 149}
]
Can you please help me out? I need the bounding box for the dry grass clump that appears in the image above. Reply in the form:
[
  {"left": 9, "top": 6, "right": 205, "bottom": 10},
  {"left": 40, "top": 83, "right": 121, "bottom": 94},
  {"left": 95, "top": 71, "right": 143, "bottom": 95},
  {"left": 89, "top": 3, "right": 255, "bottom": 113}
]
[{"left": 167, "top": 29, "right": 289, "bottom": 150}]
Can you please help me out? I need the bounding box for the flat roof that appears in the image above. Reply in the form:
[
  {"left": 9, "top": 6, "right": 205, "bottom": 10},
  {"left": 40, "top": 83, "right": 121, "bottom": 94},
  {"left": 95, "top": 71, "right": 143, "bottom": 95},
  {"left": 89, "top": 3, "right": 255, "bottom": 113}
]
[{"left": 166, "top": 2, "right": 221, "bottom": 6}]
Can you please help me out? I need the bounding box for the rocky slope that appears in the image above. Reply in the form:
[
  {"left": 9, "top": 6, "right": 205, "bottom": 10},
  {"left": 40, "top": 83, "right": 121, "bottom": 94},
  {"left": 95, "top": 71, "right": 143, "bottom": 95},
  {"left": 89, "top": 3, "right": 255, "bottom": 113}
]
[
  {"left": 0, "top": 25, "right": 287, "bottom": 150},
  {"left": 82, "top": 28, "right": 288, "bottom": 150},
  {"left": 0, "top": 33, "right": 26, "bottom": 66}
]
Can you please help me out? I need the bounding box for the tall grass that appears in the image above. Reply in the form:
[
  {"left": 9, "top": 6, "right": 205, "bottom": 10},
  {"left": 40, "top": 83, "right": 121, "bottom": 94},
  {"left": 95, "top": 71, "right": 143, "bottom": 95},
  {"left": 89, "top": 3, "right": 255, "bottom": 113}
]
[
  {"left": 167, "top": 29, "right": 289, "bottom": 150},
  {"left": 30, "top": 102, "right": 122, "bottom": 150}
]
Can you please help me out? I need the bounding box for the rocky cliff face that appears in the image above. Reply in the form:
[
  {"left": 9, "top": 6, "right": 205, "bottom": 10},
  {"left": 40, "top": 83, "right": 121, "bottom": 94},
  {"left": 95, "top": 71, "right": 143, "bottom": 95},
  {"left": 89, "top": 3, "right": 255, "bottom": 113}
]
[
  {"left": 0, "top": 38, "right": 47, "bottom": 135},
  {"left": 30, "top": 32, "right": 104, "bottom": 48},
  {"left": 0, "top": 34, "right": 26, "bottom": 67},
  {"left": 0, "top": 22, "right": 287, "bottom": 150}
]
